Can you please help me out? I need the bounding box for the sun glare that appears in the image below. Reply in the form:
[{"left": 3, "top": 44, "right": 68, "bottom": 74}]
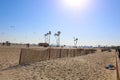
[{"left": 61, "top": 0, "right": 90, "bottom": 10}]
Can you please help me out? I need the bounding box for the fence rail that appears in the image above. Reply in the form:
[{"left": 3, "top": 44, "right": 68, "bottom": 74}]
[
  {"left": 19, "top": 48, "right": 96, "bottom": 64},
  {"left": 115, "top": 51, "right": 120, "bottom": 80}
]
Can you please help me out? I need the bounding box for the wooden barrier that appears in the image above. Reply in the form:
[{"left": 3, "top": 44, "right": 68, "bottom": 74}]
[
  {"left": 49, "top": 48, "right": 61, "bottom": 59},
  {"left": 85, "top": 49, "right": 90, "bottom": 55},
  {"left": 68, "top": 49, "right": 75, "bottom": 57},
  {"left": 60, "top": 49, "right": 69, "bottom": 58},
  {"left": 74, "top": 49, "right": 78, "bottom": 56},
  {"left": 115, "top": 51, "right": 120, "bottom": 80},
  {"left": 101, "top": 48, "right": 111, "bottom": 52},
  {"left": 90, "top": 49, "right": 96, "bottom": 53},
  {"left": 76, "top": 49, "right": 84, "bottom": 56},
  {"left": 19, "top": 48, "right": 49, "bottom": 64},
  {"left": 19, "top": 48, "right": 97, "bottom": 65}
]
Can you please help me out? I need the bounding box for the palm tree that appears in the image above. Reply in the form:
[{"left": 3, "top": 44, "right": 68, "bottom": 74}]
[
  {"left": 46, "top": 33, "right": 49, "bottom": 43},
  {"left": 54, "top": 31, "right": 61, "bottom": 47},
  {"left": 75, "top": 38, "right": 78, "bottom": 47},
  {"left": 44, "top": 31, "right": 51, "bottom": 44},
  {"left": 54, "top": 33, "right": 58, "bottom": 46},
  {"left": 58, "top": 31, "right": 61, "bottom": 35},
  {"left": 48, "top": 31, "right": 51, "bottom": 45},
  {"left": 44, "top": 34, "right": 47, "bottom": 43},
  {"left": 74, "top": 37, "right": 78, "bottom": 48},
  {"left": 57, "top": 31, "right": 61, "bottom": 46}
]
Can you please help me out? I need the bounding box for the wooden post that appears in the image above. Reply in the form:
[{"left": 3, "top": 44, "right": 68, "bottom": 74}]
[{"left": 19, "top": 48, "right": 22, "bottom": 64}]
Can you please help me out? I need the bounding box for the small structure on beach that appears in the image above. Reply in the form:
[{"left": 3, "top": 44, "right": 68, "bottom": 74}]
[
  {"left": 38, "top": 43, "right": 49, "bottom": 47},
  {"left": 2, "top": 41, "right": 11, "bottom": 46}
]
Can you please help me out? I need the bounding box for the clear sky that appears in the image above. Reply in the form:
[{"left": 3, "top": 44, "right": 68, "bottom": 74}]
[{"left": 0, "top": 0, "right": 120, "bottom": 46}]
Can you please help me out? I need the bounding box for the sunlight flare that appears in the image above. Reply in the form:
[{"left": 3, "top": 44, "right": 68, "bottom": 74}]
[{"left": 61, "top": 0, "right": 90, "bottom": 10}]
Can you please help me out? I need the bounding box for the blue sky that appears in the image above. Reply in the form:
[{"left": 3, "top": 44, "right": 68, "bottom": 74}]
[{"left": 0, "top": 0, "right": 120, "bottom": 46}]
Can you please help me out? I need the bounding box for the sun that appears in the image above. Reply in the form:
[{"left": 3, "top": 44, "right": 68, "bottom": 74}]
[{"left": 61, "top": 0, "right": 90, "bottom": 10}]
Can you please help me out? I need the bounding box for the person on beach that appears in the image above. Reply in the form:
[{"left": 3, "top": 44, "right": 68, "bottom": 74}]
[
  {"left": 26, "top": 43, "right": 30, "bottom": 48},
  {"left": 116, "top": 47, "right": 120, "bottom": 58},
  {"left": 118, "top": 48, "right": 120, "bottom": 58}
]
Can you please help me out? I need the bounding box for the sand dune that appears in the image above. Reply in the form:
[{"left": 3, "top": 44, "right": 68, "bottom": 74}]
[{"left": 0, "top": 47, "right": 116, "bottom": 80}]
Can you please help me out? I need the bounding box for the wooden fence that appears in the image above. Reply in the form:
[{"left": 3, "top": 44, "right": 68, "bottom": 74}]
[
  {"left": 19, "top": 48, "right": 96, "bottom": 64},
  {"left": 115, "top": 51, "right": 120, "bottom": 80}
]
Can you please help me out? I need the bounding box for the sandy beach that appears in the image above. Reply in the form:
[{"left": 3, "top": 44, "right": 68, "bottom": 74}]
[{"left": 0, "top": 47, "right": 116, "bottom": 80}]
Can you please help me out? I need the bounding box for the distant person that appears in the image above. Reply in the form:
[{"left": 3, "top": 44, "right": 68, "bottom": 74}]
[
  {"left": 116, "top": 47, "right": 120, "bottom": 58},
  {"left": 2, "top": 43, "right": 5, "bottom": 46},
  {"left": 26, "top": 43, "right": 30, "bottom": 48},
  {"left": 118, "top": 48, "right": 120, "bottom": 58},
  {"left": 116, "top": 48, "right": 118, "bottom": 52}
]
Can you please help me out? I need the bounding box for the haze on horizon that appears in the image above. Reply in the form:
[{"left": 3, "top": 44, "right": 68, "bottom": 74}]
[{"left": 0, "top": 0, "right": 120, "bottom": 46}]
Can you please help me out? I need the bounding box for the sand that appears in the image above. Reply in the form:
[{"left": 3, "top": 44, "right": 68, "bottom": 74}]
[{"left": 0, "top": 47, "right": 116, "bottom": 80}]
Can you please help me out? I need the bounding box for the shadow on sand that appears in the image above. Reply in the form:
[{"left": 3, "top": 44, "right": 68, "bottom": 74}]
[{"left": 0, "top": 64, "right": 31, "bottom": 71}]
